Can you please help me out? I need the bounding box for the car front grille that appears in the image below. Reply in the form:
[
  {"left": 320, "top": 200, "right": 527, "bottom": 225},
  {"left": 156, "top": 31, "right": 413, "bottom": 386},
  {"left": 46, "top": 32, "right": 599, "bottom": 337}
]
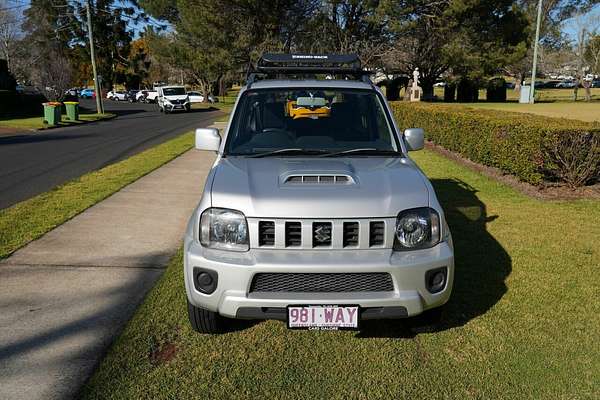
[
  {"left": 249, "top": 272, "right": 394, "bottom": 293},
  {"left": 252, "top": 218, "right": 393, "bottom": 249}
]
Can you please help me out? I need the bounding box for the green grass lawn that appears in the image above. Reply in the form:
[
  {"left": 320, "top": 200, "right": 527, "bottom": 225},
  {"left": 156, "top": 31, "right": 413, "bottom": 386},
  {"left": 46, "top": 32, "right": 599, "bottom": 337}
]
[
  {"left": 0, "top": 112, "right": 116, "bottom": 130},
  {"left": 448, "top": 102, "right": 600, "bottom": 122},
  {"left": 0, "top": 131, "right": 197, "bottom": 259},
  {"left": 81, "top": 149, "right": 600, "bottom": 399}
]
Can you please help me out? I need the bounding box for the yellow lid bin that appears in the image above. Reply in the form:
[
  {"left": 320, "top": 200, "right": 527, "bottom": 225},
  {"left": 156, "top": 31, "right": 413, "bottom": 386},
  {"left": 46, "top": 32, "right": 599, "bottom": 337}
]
[{"left": 63, "top": 101, "right": 80, "bottom": 121}]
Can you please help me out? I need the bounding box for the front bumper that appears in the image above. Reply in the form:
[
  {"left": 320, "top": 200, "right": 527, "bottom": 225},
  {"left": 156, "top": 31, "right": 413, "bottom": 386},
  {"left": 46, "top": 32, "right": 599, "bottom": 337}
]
[
  {"left": 165, "top": 101, "right": 189, "bottom": 111},
  {"left": 184, "top": 236, "right": 454, "bottom": 319}
]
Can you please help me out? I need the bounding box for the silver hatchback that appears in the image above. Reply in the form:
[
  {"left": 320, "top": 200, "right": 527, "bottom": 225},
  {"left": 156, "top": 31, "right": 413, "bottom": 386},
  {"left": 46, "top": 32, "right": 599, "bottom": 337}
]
[{"left": 184, "top": 54, "right": 454, "bottom": 333}]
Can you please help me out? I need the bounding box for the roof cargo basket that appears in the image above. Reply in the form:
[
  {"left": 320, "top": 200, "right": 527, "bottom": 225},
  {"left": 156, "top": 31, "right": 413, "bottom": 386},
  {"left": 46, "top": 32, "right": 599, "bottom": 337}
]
[{"left": 247, "top": 53, "right": 372, "bottom": 85}]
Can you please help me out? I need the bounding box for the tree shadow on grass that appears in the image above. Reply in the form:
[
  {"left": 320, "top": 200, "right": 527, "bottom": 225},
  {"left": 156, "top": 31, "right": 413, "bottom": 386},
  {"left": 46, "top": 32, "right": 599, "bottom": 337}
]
[{"left": 357, "top": 178, "right": 512, "bottom": 338}]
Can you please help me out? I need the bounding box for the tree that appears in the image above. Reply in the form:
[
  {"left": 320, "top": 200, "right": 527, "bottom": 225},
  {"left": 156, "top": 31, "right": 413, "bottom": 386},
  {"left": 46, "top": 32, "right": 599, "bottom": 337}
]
[
  {"left": 293, "top": 1, "right": 390, "bottom": 66},
  {"left": 585, "top": 34, "right": 600, "bottom": 74},
  {"left": 70, "top": 0, "right": 134, "bottom": 88},
  {"left": 124, "top": 36, "right": 152, "bottom": 89},
  {"left": 141, "top": 0, "right": 296, "bottom": 98},
  {"left": 18, "top": 0, "right": 77, "bottom": 94},
  {"left": 572, "top": 7, "right": 600, "bottom": 80},
  {"left": 31, "top": 52, "right": 73, "bottom": 100},
  {"left": 382, "top": 0, "right": 529, "bottom": 98},
  {"left": 504, "top": 0, "right": 599, "bottom": 92},
  {"left": 0, "top": 1, "right": 21, "bottom": 73}
]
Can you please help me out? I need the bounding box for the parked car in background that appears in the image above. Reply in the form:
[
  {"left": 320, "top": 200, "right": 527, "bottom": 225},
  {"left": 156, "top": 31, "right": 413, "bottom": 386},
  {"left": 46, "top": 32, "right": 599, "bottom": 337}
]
[
  {"left": 135, "top": 90, "right": 147, "bottom": 102},
  {"left": 144, "top": 90, "right": 158, "bottom": 103},
  {"left": 157, "top": 86, "right": 191, "bottom": 113},
  {"left": 542, "top": 80, "right": 561, "bottom": 88},
  {"left": 591, "top": 80, "right": 600, "bottom": 88},
  {"left": 127, "top": 90, "right": 139, "bottom": 102},
  {"left": 556, "top": 80, "right": 577, "bottom": 88},
  {"left": 80, "top": 88, "right": 95, "bottom": 98},
  {"left": 187, "top": 91, "right": 218, "bottom": 103},
  {"left": 108, "top": 90, "right": 128, "bottom": 101},
  {"left": 65, "top": 88, "right": 79, "bottom": 97}
]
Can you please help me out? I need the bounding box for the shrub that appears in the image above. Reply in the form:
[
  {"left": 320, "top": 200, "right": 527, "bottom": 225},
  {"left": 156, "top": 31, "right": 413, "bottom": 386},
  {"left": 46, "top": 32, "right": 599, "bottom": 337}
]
[
  {"left": 0, "top": 91, "right": 48, "bottom": 118},
  {"left": 391, "top": 102, "right": 600, "bottom": 187}
]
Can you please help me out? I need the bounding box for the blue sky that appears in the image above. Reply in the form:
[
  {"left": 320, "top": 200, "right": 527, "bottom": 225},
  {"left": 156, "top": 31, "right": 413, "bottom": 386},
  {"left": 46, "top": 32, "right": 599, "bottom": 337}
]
[{"left": 561, "top": 4, "right": 600, "bottom": 42}]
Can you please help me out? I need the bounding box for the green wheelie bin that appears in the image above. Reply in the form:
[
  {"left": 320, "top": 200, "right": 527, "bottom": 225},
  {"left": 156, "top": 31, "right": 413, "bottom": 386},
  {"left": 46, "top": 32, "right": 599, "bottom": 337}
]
[
  {"left": 42, "top": 102, "right": 63, "bottom": 126},
  {"left": 64, "top": 101, "right": 80, "bottom": 121}
]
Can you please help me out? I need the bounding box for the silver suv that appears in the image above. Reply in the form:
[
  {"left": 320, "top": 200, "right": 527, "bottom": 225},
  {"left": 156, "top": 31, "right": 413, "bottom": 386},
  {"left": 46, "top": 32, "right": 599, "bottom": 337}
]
[{"left": 185, "top": 54, "right": 454, "bottom": 333}]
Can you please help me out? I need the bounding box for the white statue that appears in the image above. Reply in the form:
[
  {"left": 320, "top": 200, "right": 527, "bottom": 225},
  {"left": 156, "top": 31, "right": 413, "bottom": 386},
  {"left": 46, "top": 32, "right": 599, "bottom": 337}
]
[
  {"left": 412, "top": 68, "right": 420, "bottom": 89},
  {"left": 410, "top": 68, "right": 422, "bottom": 102}
]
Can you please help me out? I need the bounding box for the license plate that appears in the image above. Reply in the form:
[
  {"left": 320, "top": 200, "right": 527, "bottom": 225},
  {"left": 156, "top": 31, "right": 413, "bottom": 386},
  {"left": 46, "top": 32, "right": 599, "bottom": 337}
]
[{"left": 287, "top": 305, "right": 359, "bottom": 330}]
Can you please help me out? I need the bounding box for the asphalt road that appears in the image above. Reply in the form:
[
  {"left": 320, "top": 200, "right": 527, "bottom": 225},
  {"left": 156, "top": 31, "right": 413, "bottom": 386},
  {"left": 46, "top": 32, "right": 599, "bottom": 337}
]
[{"left": 0, "top": 99, "right": 222, "bottom": 210}]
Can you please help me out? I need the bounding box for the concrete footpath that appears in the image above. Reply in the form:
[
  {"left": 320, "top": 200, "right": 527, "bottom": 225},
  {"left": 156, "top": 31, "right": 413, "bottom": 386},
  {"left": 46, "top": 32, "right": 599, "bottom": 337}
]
[{"left": 0, "top": 148, "right": 216, "bottom": 399}]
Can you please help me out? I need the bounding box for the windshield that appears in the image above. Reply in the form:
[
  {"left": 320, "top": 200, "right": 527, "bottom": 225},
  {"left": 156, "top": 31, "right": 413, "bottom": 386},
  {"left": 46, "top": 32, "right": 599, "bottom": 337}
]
[
  {"left": 162, "top": 87, "right": 186, "bottom": 96},
  {"left": 225, "top": 88, "right": 399, "bottom": 156}
]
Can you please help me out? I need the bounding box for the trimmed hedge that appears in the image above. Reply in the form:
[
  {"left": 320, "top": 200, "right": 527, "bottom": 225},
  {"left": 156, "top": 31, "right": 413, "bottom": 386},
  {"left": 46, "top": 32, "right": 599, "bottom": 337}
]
[
  {"left": 0, "top": 91, "right": 47, "bottom": 118},
  {"left": 391, "top": 102, "right": 600, "bottom": 187}
]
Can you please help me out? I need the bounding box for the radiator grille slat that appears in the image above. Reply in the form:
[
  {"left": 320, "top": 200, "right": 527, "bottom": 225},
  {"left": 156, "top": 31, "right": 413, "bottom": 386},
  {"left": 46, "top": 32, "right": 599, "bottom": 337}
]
[
  {"left": 343, "top": 222, "right": 359, "bottom": 247},
  {"left": 250, "top": 273, "right": 394, "bottom": 293},
  {"left": 285, "top": 222, "right": 302, "bottom": 247},
  {"left": 369, "top": 221, "right": 385, "bottom": 246},
  {"left": 258, "top": 221, "right": 275, "bottom": 246}
]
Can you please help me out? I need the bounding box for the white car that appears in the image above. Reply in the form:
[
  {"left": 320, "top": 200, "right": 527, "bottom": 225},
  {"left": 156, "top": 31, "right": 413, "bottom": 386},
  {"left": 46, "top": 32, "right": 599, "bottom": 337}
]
[
  {"left": 185, "top": 54, "right": 454, "bottom": 334},
  {"left": 188, "top": 91, "right": 218, "bottom": 103},
  {"left": 144, "top": 90, "right": 158, "bottom": 103},
  {"left": 157, "top": 86, "right": 190, "bottom": 113},
  {"left": 111, "top": 91, "right": 128, "bottom": 101}
]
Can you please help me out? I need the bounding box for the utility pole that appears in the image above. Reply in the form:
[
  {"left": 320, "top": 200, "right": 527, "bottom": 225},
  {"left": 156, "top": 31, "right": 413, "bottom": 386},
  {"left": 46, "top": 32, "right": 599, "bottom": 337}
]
[
  {"left": 529, "top": 0, "right": 543, "bottom": 104},
  {"left": 85, "top": 0, "right": 103, "bottom": 114}
]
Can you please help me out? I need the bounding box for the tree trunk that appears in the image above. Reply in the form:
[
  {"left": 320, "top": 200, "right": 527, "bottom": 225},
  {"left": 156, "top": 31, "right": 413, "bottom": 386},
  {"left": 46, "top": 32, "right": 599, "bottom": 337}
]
[
  {"left": 514, "top": 73, "right": 523, "bottom": 94},
  {"left": 421, "top": 76, "right": 435, "bottom": 100},
  {"left": 197, "top": 78, "right": 213, "bottom": 103}
]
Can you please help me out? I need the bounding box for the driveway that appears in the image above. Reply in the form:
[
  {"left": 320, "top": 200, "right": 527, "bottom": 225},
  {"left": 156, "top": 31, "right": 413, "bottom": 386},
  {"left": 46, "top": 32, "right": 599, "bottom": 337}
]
[{"left": 0, "top": 99, "right": 222, "bottom": 210}]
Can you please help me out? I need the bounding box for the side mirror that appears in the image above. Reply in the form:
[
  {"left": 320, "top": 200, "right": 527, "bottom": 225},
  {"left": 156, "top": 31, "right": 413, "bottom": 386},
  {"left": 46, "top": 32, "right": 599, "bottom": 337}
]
[
  {"left": 195, "top": 128, "right": 221, "bottom": 152},
  {"left": 404, "top": 128, "right": 424, "bottom": 151}
]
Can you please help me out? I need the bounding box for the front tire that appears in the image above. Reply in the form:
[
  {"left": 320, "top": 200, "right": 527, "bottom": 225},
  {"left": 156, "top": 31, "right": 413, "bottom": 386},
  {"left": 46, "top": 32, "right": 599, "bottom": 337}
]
[{"left": 187, "top": 301, "right": 229, "bottom": 334}]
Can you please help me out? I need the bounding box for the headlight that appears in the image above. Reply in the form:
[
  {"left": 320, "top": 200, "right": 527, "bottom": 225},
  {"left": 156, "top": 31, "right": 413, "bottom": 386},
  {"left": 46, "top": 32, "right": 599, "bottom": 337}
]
[
  {"left": 394, "top": 207, "right": 441, "bottom": 250},
  {"left": 200, "top": 208, "right": 249, "bottom": 251}
]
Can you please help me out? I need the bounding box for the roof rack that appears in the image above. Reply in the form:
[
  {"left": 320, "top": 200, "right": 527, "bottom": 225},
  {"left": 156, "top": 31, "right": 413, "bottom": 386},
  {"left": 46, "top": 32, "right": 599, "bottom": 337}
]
[{"left": 247, "top": 53, "right": 372, "bottom": 86}]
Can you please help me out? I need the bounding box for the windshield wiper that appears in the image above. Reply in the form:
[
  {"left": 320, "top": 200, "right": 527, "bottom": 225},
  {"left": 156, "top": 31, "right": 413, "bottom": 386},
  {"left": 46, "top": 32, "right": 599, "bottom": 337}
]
[
  {"left": 319, "top": 148, "right": 402, "bottom": 157},
  {"left": 247, "top": 148, "right": 330, "bottom": 158}
]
